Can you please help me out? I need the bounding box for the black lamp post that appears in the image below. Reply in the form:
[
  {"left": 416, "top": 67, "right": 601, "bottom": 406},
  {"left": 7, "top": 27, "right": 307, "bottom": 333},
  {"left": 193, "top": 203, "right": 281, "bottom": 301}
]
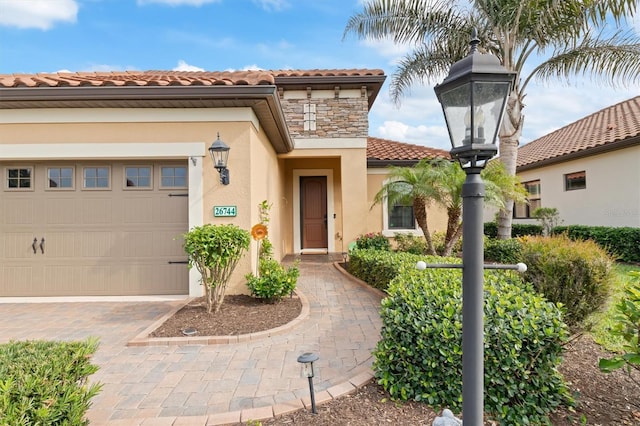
[
  {"left": 434, "top": 29, "right": 515, "bottom": 426},
  {"left": 208, "top": 133, "right": 230, "bottom": 185}
]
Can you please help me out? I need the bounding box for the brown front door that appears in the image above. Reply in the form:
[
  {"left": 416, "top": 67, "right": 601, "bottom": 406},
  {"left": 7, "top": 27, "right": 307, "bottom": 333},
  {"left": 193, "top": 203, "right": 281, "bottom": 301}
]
[{"left": 300, "top": 176, "right": 327, "bottom": 249}]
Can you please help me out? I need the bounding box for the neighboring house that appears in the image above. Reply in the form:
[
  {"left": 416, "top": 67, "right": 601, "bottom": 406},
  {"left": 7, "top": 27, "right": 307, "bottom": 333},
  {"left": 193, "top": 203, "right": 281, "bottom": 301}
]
[
  {"left": 366, "top": 137, "right": 450, "bottom": 237},
  {"left": 511, "top": 96, "right": 640, "bottom": 228},
  {"left": 0, "top": 69, "right": 444, "bottom": 298}
]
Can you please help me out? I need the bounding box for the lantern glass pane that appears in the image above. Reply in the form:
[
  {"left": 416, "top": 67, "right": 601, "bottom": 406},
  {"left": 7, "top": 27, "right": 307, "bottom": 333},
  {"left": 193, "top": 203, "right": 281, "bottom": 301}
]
[
  {"left": 472, "top": 81, "right": 512, "bottom": 147},
  {"left": 439, "top": 84, "right": 470, "bottom": 149}
]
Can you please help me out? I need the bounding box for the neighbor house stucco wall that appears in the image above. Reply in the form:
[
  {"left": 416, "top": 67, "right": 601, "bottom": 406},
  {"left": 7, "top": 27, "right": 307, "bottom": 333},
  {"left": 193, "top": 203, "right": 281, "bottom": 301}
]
[{"left": 510, "top": 145, "right": 640, "bottom": 227}]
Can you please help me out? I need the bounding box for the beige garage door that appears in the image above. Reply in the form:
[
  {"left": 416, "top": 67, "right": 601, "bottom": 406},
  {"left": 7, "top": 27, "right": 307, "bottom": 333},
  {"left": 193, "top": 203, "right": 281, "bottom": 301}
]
[{"left": 0, "top": 161, "right": 189, "bottom": 296}]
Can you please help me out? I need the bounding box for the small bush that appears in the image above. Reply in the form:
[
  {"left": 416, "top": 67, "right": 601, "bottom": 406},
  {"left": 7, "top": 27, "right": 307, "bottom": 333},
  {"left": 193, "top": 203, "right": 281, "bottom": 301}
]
[
  {"left": 374, "top": 265, "right": 571, "bottom": 424},
  {"left": 552, "top": 225, "right": 640, "bottom": 263},
  {"left": 355, "top": 232, "right": 391, "bottom": 251},
  {"left": 484, "top": 237, "right": 523, "bottom": 263},
  {"left": 0, "top": 338, "right": 102, "bottom": 425},
  {"left": 393, "top": 233, "right": 427, "bottom": 255},
  {"left": 432, "top": 231, "right": 463, "bottom": 256},
  {"left": 521, "top": 235, "right": 614, "bottom": 328},
  {"left": 484, "top": 222, "right": 543, "bottom": 238},
  {"left": 246, "top": 259, "right": 299, "bottom": 302},
  {"left": 348, "top": 249, "right": 428, "bottom": 292}
]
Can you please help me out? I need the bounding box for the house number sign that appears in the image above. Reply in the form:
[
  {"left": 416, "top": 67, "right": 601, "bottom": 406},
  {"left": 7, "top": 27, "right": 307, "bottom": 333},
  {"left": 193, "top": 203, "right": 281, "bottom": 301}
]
[{"left": 213, "top": 205, "right": 237, "bottom": 217}]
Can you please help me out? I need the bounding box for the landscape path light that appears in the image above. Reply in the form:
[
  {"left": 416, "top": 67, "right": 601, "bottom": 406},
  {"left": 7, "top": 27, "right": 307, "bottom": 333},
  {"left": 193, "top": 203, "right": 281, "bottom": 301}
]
[
  {"left": 433, "top": 28, "right": 516, "bottom": 426},
  {"left": 297, "top": 352, "right": 319, "bottom": 414}
]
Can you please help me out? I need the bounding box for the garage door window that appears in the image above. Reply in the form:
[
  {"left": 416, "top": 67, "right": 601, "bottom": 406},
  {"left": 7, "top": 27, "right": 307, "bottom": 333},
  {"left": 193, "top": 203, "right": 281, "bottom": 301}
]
[
  {"left": 5, "top": 167, "right": 33, "bottom": 190},
  {"left": 160, "top": 166, "right": 187, "bottom": 188},
  {"left": 83, "top": 167, "right": 110, "bottom": 189},
  {"left": 125, "top": 166, "right": 152, "bottom": 189},
  {"left": 47, "top": 167, "right": 74, "bottom": 189}
]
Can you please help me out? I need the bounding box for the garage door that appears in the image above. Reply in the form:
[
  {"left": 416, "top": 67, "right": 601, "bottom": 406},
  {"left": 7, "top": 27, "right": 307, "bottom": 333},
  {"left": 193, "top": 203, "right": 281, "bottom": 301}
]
[{"left": 0, "top": 161, "right": 189, "bottom": 296}]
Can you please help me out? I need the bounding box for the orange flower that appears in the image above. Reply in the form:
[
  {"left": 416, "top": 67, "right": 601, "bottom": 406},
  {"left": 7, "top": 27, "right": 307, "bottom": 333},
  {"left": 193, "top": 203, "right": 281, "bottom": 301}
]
[{"left": 251, "top": 223, "right": 268, "bottom": 241}]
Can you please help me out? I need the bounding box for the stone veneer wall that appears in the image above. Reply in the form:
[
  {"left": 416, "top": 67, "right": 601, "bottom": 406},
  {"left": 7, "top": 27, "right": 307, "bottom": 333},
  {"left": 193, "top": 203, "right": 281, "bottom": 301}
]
[{"left": 279, "top": 88, "right": 370, "bottom": 139}]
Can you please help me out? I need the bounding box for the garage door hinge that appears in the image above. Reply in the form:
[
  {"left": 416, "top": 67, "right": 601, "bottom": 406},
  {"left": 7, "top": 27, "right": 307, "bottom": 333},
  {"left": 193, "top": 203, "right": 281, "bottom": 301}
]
[
  {"left": 168, "top": 260, "right": 189, "bottom": 264},
  {"left": 168, "top": 193, "right": 188, "bottom": 197}
]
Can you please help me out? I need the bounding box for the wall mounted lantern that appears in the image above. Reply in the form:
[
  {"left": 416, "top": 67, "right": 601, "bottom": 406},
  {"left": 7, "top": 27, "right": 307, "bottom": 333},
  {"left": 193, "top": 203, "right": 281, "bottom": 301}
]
[
  {"left": 297, "top": 352, "right": 319, "bottom": 414},
  {"left": 433, "top": 28, "right": 515, "bottom": 426},
  {"left": 208, "top": 133, "right": 230, "bottom": 185}
]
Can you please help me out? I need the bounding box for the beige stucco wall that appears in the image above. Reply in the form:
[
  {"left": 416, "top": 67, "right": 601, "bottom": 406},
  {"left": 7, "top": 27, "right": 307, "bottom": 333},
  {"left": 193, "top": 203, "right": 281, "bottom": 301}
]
[
  {"left": 366, "top": 170, "right": 449, "bottom": 240},
  {"left": 508, "top": 145, "right": 640, "bottom": 227}
]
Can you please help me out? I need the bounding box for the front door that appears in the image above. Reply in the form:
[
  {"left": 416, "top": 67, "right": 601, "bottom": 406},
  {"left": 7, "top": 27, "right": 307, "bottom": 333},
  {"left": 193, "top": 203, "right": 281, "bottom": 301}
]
[{"left": 300, "top": 176, "right": 327, "bottom": 249}]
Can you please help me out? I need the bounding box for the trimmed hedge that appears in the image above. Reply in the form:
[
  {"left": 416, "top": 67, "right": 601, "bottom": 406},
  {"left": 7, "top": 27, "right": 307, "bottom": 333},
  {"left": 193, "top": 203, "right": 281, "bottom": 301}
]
[
  {"left": 348, "top": 249, "right": 434, "bottom": 292},
  {"left": 374, "top": 262, "right": 571, "bottom": 424},
  {"left": 0, "top": 338, "right": 102, "bottom": 425},
  {"left": 484, "top": 237, "right": 523, "bottom": 264},
  {"left": 552, "top": 225, "right": 640, "bottom": 263},
  {"left": 521, "top": 235, "right": 614, "bottom": 328},
  {"left": 484, "top": 222, "right": 543, "bottom": 238}
]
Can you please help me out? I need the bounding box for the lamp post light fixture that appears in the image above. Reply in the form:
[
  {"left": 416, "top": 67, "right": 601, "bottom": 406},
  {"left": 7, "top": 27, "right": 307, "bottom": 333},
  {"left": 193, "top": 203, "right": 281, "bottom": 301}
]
[
  {"left": 434, "top": 29, "right": 515, "bottom": 426},
  {"left": 297, "top": 352, "right": 319, "bottom": 414},
  {"left": 208, "top": 132, "right": 230, "bottom": 185}
]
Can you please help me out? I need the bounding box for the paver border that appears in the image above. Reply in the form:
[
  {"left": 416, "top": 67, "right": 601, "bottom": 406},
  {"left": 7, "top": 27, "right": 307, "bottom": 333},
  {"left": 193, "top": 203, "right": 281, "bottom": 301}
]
[{"left": 127, "top": 290, "right": 310, "bottom": 347}]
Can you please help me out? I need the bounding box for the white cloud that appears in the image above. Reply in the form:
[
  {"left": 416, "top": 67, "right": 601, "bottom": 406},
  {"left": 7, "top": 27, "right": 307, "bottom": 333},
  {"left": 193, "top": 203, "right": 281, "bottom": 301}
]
[
  {"left": 137, "top": 0, "right": 221, "bottom": 6},
  {"left": 376, "top": 121, "right": 449, "bottom": 150},
  {"left": 0, "top": 0, "right": 78, "bottom": 30},
  {"left": 361, "top": 38, "right": 413, "bottom": 63},
  {"left": 173, "top": 60, "right": 205, "bottom": 71},
  {"left": 252, "top": 0, "right": 289, "bottom": 11}
]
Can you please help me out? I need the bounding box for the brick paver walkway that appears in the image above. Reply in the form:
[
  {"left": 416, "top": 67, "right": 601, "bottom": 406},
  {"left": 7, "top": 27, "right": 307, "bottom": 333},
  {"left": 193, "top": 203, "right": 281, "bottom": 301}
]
[{"left": 0, "top": 262, "right": 383, "bottom": 425}]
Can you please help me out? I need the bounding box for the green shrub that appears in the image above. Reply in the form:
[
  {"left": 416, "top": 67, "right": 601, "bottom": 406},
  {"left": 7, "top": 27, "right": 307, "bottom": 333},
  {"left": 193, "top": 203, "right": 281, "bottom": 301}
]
[
  {"left": 552, "top": 225, "right": 640, "bottom": 263},
  {"left": 246, "top": 258, "right": 299, "bottom": 302},
  {"left": 432, "top": 231, "right": 463, "bottom": 256},
  {"left": 484, "top": 222, "right": 543, "bottom": 238},
  {"left": 355, "top": 232, "right": 391, "bottom": 251},
  {"left": 520, "top": 235, "right": 614, "bottom": 328},
  {"left": 348, "top": 249, "right": 429, "bottom": 292},
  {"left": 183, "top": 224, "right": 250, "bottom": 313},
  {"left": 0, "top": 338, "right": 102, "bottom": 425},
  {"left": 484, "top": 237, "right": 523, "bottom": 264},
  {"left": 374, "top": 266, "right": 571, "bottom": 425},
  {"left": 393, "top": 233, "right": 427, "bottom": 255}
]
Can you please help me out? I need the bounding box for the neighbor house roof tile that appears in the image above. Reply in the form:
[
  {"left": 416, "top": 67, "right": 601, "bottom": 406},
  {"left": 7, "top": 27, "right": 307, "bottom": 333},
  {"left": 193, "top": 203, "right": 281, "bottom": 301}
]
[
  {"left": 517, "top": 96, "right": 640, "bottom": 169},
  {"left": 367, "top": 137, "right": 450, "bottom": 162},
  {"left": 0, "top": 69, "right": 385, "bottom": 88}
]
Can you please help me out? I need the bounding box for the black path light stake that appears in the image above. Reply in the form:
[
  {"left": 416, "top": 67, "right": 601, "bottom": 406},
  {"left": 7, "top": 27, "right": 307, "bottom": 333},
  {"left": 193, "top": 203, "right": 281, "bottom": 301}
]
[
  {"left": 297, "top": 352, "right": 319, "bottom": 414},
  {"left": 432, "top": 28, "right": 516, "bottom": 426}
]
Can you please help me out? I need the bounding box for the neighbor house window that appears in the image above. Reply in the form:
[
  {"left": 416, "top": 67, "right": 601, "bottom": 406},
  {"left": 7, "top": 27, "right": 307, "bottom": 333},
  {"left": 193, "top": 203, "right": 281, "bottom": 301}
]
[
  {"left": 124, "top": 166, "right": 152, "bottom": 188},
  {"left": 514, "top": 180, "right": 541, "bottom": 219},
  {"left": 6, "top": 167, "right": 33, "bottom": 190},
  {"left": 83, "top": 167, "right": 110, "bottom": 189},
  {"left": 47, "top": 167, "right": 74, "bottom": 189},
  {"left": 160, "top": 166, "right": 187, "bottom": 188},
  {"left": 565, "top": 171, "right": 586, "bottom": 191}
]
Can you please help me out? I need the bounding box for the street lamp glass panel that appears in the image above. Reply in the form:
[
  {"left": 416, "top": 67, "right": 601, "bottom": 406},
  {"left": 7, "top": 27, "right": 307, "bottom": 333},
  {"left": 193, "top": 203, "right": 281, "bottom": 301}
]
[{"left": 208, "top": 137, "right": 230, "bottom": 171}]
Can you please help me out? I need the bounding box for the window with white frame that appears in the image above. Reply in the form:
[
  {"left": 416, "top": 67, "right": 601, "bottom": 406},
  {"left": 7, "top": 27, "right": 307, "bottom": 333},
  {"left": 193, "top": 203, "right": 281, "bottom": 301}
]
[
  {"left": 514, "top": 180, "right": 541, "bottom": 218},
  {"left": 83, "top": 166, "right": 110, "bottom": 189},
  {"left": 382, "top": 180, "right": 419, "bottom": 235},
  {"left": 160, "top": 166, "right": 187, "bottom": 188},
  {"left": 124, "top": 166, "right": 152, "bottom": 189},
  {"left": 47, "top": 167, "right": 74, "bottom": 189},
  {"left": 5, "top": 166, "right": 33, "bottom": 190}
]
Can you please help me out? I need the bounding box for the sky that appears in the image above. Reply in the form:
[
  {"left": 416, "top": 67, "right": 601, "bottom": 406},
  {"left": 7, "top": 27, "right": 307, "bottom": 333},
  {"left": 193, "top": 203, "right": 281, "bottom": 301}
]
[{"left": 1, "top": 0, "right": 639, "bottom": 151}]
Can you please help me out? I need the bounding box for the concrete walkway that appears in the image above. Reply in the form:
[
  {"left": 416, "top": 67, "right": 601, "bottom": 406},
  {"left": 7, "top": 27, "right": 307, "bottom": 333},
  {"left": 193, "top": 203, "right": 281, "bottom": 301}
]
[{"left": 0, "top": 262, "right": 383, "bottom": 425}]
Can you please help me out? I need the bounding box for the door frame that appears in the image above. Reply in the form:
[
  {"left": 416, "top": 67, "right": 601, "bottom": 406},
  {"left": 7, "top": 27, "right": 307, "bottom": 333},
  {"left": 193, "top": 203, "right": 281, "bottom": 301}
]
[{"left": 293, "top": 169, "right": 334, "bottom": 254}]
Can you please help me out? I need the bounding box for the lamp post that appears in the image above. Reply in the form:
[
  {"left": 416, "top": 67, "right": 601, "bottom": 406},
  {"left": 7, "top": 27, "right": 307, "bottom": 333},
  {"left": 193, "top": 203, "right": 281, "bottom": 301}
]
[
  {"left": 434, "top": 29, "right": 515, "bottom": 426},
  {"left": 209, "top": 132, "right": 230, "bottom": 185}
]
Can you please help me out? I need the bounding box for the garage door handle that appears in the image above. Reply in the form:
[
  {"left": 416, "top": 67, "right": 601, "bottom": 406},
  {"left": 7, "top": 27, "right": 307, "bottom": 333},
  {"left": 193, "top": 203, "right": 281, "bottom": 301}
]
[
  {"left": 39, "top": 237, "right": 45, "bottom": 254},
  {"left": 32, "top": 238, "right": 37, "bottom": 254}
]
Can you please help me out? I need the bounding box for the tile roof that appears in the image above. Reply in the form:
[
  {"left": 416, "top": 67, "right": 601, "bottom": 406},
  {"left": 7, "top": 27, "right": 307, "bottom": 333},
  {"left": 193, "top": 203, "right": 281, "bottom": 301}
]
[
  {"left": 367, "top": 137, "right": 450, "bottom": 163},
  {"left": 517, "top": 96, "right": 640, "bottom": 169},
  {"left": 0, "top": 69, "right": 384, "bottom": 88}
]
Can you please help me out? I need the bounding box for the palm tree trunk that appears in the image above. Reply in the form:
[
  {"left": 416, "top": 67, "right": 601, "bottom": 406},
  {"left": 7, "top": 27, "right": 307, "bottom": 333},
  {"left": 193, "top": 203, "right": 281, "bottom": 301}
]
[
  {"left": 413, "top": 197, "right": 436, "bottom": 255},
  {"left": 497, "top": 91, "right": 524, "bottom": 240},
  {"left": 442, "top": 206, "right": 462, "bottom": 256}
]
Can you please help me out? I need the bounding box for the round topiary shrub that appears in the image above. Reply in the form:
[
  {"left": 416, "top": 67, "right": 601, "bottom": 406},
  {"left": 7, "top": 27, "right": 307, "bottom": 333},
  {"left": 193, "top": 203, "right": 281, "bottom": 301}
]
[
  {"left": 374, "top": 265, "right": 572, "bottom": 424},
  {"left": 520, "top": 234, "right": 614, "bottom": 328}
]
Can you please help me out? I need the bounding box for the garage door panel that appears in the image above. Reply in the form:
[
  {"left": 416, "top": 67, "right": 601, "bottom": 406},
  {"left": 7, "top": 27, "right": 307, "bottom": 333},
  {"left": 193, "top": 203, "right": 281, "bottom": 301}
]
[{"left": 0, "top": 161, "right": 189, "bottom": 297}]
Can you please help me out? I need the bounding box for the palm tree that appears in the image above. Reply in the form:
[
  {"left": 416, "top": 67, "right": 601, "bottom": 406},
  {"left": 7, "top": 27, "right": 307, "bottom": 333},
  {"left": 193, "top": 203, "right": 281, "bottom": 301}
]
[
  {"left": 345, "top": 0, "right": 640, "bottom": 239},
  {"left": 373, "top": 160, "right": 441, "bottom": 254},
  {"left": 373, "top": 159, "right": 525, "bottom": 256}
]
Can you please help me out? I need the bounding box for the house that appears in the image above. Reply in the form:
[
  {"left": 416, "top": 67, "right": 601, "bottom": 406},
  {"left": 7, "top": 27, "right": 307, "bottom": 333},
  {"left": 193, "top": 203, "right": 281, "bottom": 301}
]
[
  {"left": 0, "top": 69, "right": 448, "bottom": 298},
  {"left": 512, "top": 96, "right": 640, "bottom": 228}
]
